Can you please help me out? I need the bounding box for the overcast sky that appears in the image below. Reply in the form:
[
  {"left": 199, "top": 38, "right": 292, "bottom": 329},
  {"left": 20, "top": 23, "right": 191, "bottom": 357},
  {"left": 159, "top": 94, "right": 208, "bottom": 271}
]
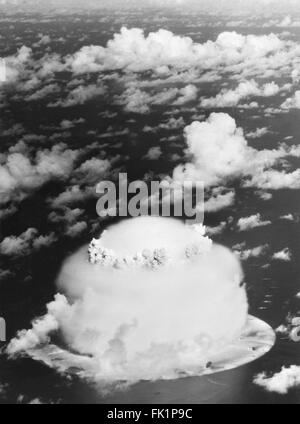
[{"left": 2, "top": 0, "right": 300, "bottom": 14}]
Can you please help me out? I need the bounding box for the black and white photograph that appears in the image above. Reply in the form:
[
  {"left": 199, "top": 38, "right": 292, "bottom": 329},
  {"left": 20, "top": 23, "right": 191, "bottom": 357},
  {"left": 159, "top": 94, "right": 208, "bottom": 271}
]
[{"left": 0, "top": 0, "right": 300, "bottom": 407}]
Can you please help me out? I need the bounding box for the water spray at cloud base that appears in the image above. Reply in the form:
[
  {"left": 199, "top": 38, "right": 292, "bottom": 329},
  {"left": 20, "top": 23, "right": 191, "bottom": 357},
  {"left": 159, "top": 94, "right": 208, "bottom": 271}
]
[{"left": 7, "top": 217, "right": 275, "bottom": 385}]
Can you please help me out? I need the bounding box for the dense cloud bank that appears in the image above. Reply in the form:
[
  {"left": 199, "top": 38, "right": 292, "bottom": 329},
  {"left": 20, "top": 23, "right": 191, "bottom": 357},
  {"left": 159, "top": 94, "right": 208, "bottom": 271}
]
[
  {"left": 3, "top": 27, "right": 300, "bottom": 114},
  {"left": 1, "top": 27, "right": 300, "bottom": 250},
  {"left": 2, "top": 0, "right": 300, "bottom": 14}
]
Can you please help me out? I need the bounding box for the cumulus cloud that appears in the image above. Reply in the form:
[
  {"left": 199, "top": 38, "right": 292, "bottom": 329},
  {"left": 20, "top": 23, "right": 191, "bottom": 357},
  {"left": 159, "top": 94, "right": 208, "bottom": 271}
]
[
  {"left": 254, "top": 366, "right": 300, "bottom": 394},
  {"left": 4, "top": 46, "right": 32, "bottom": 84},
  {"left": 60, "top": 118, "right": 85, "bottom": 129},
  {"left": 65, "top": 28, "right": 287, "bottom": 78},
  {"left": 32, "top": 233, "right": 58, "bottom": 250},
  {"left": 47, "top": 207, "right": 89, "bottom": 239},
  {"left": 48, "top": 207, "right": 84, "bottom": 224},
  {"left": 143, "top": 146, "right": 163, "bottom": 160},
  {"left": 2, "top": 27, "right": 300, "bottom": 118},
  {"left": 206, "top": 221, "right": 227, "bottom": 236},
  {"left": 173, "top": 85, "right": 198, "bottom": 105},
  {"left": 74, "top": 158, "right": 111, "bottom": 184},
  {"left": 276, "top": 15, "right": 300, "bottom": 28},
  {"left": 200, "top": 80, "right": 280, "bottom": 108},
  {"left": 172, "top": 113, "right": 300, "bottom": 190},
  {"left": 281, "top": 91, "right": 300, "bottom": 109},
  {"left": 237, "top": 214, "right": 271, "bottom": 232},
  {"left": 280, "top": 214, "right": 294, "bottom": 221},
  {"left": 246, "top": 127, "right": 270, "bottom": 139},
  {"left": 25, "top": 84, "right": 60, "bottom": 102},
  {"left": 49, "top": 84, "right": 106, "bottom": 107},
  {"left": 34, "top": 34, "right": 51, "bottom": 47},
  {"left": 49, "top": 185, "right": 95, "bottom": 210},
  {"left": 205, "top": 188, "right": 235, "bottom": 213},
  {"left": 173, "top": 113, "right": 253, "bottom": 187},
  {"left": 7, "top": 299, "right": 62, "bottom": 353},
  {"left": 117, "top": 84, "right": 197, "bottom": 114},
  {"left": 159, "top": 117, "right": 186, "bottom": 131},
  {"left": 34, "top": 27, "right": 297, "bottom": 118},
  {"left": 0, "top": 228, "right": 57, "bottom": 257},
  {"left": 256, "top": 191, "right": 273, "bottom": 201},
  {"left": 0, "top": 143, "right": 80, "bottom": 209},
  {"left": 234, "top": 244, "right": 269, "bottom": 260},
  {"left": 0, "top": 228, "right": 38, "bottom": 256},
  {"left": 143, "top": 117, "right": 185, "bottom": 134},
  {"left": 65, "top": 221, "right": 88, "bottom": 238},
  {"left": 0, "top": 268, "right": 13, "bottom": 280},
  {"left": 246, "top": 169, "right": 300, "bottom": 190},
  {"left": 272, "top": 248, "right": 292, "bottom": 261}
]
